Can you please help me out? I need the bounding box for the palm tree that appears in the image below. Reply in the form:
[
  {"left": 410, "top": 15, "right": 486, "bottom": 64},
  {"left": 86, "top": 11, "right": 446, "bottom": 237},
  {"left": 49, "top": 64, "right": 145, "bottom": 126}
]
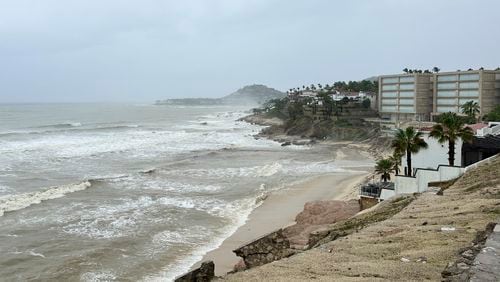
[
  {"left": 432, "top": 67, "right": 440, "bottom": 73},
  {"left": 391, "top": 127, "right": 428, "bottom": 176},
  {"left": 403, "top": 68, "right": 409, "bottom": 74},
  {"left": 460, "top": 101, "right": 480, "bottom": 122},
  {"left": 375, "top": 159, "right": 393, "bottom": 182},
  {"left": 388, "top": 150, "right": 403, "bottom": 175},
  {"left": 430, "top": 112, "right": 474, "bottom": 166}
]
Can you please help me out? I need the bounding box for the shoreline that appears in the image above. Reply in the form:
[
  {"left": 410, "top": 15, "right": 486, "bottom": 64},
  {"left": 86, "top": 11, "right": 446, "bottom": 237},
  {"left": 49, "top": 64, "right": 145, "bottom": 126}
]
[{"left": 192, "top": 167, "right": 371, "bottom": 276}]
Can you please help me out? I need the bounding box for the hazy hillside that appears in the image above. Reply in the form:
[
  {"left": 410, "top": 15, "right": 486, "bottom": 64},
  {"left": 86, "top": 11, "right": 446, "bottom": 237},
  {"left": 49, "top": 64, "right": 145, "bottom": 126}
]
[
  {"left": 155, "top": 84, "right": 285, "bottom": 106},
  {"left": 363, "top": 76, "right": 379, "bottom": 82},
  {"left": 222, "top": 84, "right": 286, "bottom": 104}
]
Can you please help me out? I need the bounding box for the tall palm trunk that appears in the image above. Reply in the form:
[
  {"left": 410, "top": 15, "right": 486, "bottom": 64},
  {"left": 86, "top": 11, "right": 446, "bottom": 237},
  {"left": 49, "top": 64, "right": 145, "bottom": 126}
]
[
  {"left": 406, "top": 149, "right": 412, "bottom": 176},
  {"left": 448, "top": 140, "right": 455, "bottom": 166}
]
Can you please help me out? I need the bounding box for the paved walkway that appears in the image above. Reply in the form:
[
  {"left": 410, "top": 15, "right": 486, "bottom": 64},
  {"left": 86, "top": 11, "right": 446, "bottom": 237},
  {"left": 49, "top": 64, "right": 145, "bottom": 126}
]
[{"left": 470, "top": 223, "right": 500, "bottom": 281}]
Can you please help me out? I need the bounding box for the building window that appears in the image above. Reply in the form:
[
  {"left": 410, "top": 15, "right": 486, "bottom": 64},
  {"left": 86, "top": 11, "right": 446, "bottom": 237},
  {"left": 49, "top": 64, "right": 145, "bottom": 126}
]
[
  {"left": 399, "top": 91, "right": 414, "bottom": 98},
  {"left": 459, "top": 73, "right": 480, "bottom": 81},
  {"left": 399, "top": 76, "right": 415, "bottom": 83},
  {"left": 459, "top": 82, "right": 479, "bottom": 89},
  {"left": 399, "top": 83, "right": 414, "bottom": 90},
  {"left": 381, "top": 106, "right": 397, "bottom": 112},
  {"left": 399, "top": 106, "right": 414, "bottom": 113},
  {"left": 437, "top": 90, "right": 457, "bottom": 97},
  {"left": 437, "top": 75, "right": 458, "bottom": 82},
  {"left": 382, "top": 77, "right": 398, "bottom": 84},
  {"left": 382, "top": 84, "right": 398, "bottom": 91},
  {"left": 399, "top": 99, "right": 414, "bottom": 105},
  {"left": 381, "top": 92, "right": 397, "bottom": 98},
  {"left": 437, "top": 98, "right": 458, "bottom": 105},
  {"left": 459, "top": 90, "right": 479, "bottom": 97},
  {"left": 382, "top": 99, "right": 397, "bottom": 105},
  {"left": 437, "top": 82, "right": 457, "bottom": 90}
]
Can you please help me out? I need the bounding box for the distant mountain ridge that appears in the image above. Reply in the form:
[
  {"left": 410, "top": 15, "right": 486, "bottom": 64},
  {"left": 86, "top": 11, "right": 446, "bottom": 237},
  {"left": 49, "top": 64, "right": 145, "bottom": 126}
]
[{"left": 155, "top": 84, "right": 285, "bottom": 106}]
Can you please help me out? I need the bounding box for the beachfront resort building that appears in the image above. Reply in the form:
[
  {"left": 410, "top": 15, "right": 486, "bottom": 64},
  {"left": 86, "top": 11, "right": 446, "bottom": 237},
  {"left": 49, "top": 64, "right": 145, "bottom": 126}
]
[
  {"left": 378, "top": 69, "right": 500, "bottom": 122},
  {"left": 378, "top": 73, "right": 433, "bottom": 122},
  {"left": 433, "top": 70, "right": 500, "bottom": 119}
]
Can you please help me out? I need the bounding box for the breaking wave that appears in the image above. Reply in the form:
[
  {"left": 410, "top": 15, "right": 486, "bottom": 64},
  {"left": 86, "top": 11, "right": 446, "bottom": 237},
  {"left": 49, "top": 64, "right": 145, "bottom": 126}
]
[{"left": 0, "top": 181, "right": 92, "bottom": 216}]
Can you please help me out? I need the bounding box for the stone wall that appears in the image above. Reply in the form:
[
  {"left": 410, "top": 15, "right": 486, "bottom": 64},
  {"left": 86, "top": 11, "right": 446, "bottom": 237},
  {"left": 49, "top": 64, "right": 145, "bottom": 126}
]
[
  {"left": 233, "top": 229, "right": 294, "bottom": 269},
  {"left": 175, "top": 261, "right": 214, "bottom": 282}
]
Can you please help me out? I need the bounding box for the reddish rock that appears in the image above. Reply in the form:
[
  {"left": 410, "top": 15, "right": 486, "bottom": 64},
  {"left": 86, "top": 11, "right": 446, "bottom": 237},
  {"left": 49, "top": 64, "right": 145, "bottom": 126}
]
[{"left": 283, "top": 200, "right": 360, "bottom": 247}]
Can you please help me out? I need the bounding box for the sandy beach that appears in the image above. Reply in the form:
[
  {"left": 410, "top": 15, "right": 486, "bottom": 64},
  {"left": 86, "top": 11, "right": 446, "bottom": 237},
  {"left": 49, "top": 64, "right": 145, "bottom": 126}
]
[{"left": 196, "top": 167, "right": 371, "bottom": 276}]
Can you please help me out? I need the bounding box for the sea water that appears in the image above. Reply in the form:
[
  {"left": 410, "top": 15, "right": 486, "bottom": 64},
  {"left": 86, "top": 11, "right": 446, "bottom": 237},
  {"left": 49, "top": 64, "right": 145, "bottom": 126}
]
[{"left": 0, "top": 103, "right": 358, "bottom": 281}]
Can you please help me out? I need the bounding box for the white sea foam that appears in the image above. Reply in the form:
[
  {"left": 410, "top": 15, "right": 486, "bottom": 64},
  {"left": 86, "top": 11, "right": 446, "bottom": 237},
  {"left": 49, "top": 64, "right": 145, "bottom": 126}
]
[
  {"left": 112, "top": 177, "right": 223, "bottom": 194},
  {"left": 255, "top": 162, "right": 282, "bottom": 177},
  {"left": 144, "top": 196, "right": 261, "bottom": 282},
  {"left": 61, "top": 195, "right": 231, "bottom": 239},
  {"left": 28, "top": 251, "right": 46, "bottom": 258},
  {"left": 0, "top": 181, "right": 92, "bottom": 216},
  {"left": 80, "top": 271, "right": 117, "bottom": 282},
  {"left": 62, "top": 196, "right": 155, "bottom": 239},
  {"left": 163, "top": 162, "right": 284, "bottom": 179}
]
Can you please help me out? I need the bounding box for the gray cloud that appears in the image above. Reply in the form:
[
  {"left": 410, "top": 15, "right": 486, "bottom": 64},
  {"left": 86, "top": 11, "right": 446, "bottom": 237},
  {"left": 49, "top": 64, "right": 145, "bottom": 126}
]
[{"left": 1, "top": 0, "right": 499, "bottom": 103}]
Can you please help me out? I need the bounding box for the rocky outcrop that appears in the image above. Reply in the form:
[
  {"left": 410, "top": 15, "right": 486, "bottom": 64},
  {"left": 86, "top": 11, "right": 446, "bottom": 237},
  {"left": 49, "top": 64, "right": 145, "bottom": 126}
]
[
  {"left": 175, "top": 261, "right": 215, "bottom": 282},
  {"left": 283, "top": 200, "right": 360, "bottom": 247},
  {"left": 239, "top": 114, "right": 284, "bottom": 127},
  {"left": 233, "top": 229, "right": 294, "bottom": 269}
]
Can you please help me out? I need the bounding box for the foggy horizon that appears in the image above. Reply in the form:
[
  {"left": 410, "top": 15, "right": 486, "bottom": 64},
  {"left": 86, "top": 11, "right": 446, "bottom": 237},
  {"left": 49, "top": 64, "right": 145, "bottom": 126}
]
[{"left": 1, "top": 0, "right": 500, "bottom": 103}]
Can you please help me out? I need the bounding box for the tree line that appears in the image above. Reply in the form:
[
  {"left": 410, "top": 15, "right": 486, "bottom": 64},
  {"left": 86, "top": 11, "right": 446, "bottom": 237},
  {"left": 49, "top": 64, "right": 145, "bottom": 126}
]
[{"left": 287, "top": 80, "right": 378, "bottom": 95}]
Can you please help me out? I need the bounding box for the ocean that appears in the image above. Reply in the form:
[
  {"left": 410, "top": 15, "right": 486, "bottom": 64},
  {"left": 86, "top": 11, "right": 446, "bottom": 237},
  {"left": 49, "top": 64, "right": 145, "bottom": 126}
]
[{"left": 0, "top": 103, "right": 354, "bottom": 281}]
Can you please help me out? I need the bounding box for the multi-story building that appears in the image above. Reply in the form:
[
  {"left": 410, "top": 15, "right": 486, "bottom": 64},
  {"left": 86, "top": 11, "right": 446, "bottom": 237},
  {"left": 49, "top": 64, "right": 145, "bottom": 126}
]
[
  {"left": 378, "top": 73, "right": 433, "bottom": 122},
  {"left": 433, "top": 70, "right": 500, "bottom": 120},
  {"left": 379, "top": 69, "right": 500, "bottom": 122}
]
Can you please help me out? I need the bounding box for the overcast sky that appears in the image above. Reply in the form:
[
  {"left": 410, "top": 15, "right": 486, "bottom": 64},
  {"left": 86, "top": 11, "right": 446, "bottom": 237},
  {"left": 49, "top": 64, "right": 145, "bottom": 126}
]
[{"left": 1, "top": 0, "right": 499, "bottom": 103}]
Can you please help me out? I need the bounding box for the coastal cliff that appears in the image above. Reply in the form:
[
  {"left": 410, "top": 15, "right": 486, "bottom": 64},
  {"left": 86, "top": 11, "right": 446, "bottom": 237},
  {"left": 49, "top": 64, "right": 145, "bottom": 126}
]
[{"left": 241, "top": 112, "right": 392, "bottom": 158}]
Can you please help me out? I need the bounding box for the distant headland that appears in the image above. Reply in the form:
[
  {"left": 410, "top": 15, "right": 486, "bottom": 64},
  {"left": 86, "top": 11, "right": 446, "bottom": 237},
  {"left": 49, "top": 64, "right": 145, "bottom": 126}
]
[{"left": 155, "top": 84, "right": 285, "bottom": 106}]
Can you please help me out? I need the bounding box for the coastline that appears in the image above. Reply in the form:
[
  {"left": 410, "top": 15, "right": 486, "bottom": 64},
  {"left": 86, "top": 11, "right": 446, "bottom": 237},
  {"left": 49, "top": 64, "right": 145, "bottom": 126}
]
[{"left": 193, "top": 167, "right": 371, "bottom": 276}]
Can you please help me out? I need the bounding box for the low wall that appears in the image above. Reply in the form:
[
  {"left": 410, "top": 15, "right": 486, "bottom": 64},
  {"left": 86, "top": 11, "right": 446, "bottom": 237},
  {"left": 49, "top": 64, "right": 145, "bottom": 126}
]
[
  {"left": 395, "top": 165, "right": 465, "bottom": 194},
  {"left": 233, "top": 229, "right": 294, "bottom": 269},
  {"left": 379, "top": 188, "right": 396, "bottom": 200},
  {"left": 395, "top": 176, "right": 418, "bottom": 194}
]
